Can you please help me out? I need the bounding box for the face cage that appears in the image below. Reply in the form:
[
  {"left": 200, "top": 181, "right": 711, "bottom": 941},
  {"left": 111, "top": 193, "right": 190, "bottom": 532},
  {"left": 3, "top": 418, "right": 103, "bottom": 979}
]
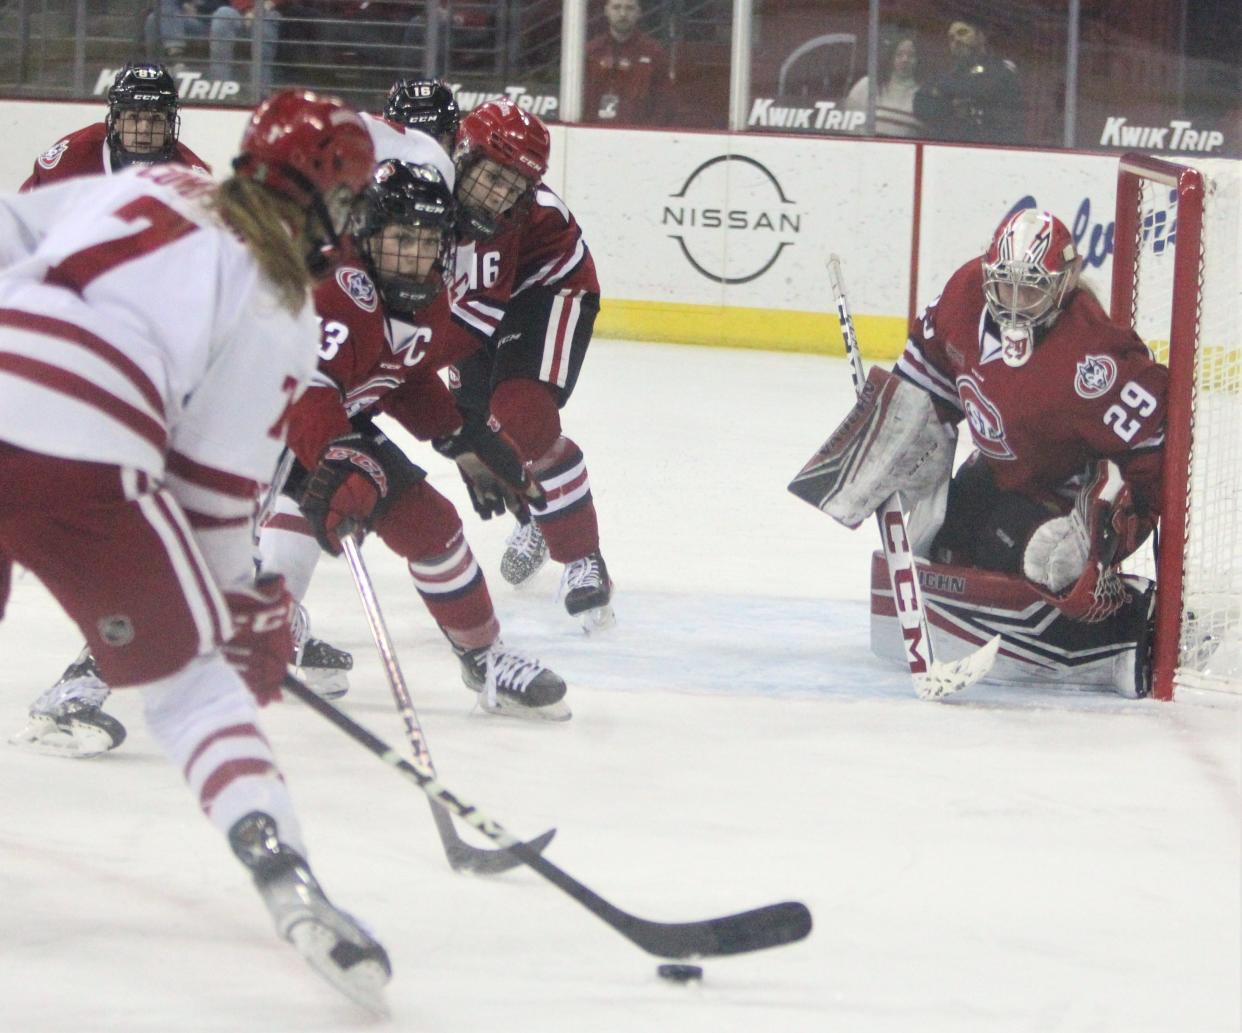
[
  {"left": 456, "top": 158, "right": 534, "bottom": 240},
  {"left": 361, "top": 222, "right": 455, "bottom": 314},
  {"left": 302, "top": 185, "right": 361, "bottom": 278},
  {"left": 982, "top": 260, "right": 1067, "bottom": 333},
  {"left": 107, "top": 106, "right": 180, "bottom": 165}
]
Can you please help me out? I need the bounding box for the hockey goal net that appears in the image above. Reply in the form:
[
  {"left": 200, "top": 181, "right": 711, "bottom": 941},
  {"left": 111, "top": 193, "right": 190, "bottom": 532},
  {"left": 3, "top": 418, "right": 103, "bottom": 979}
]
[{"left": 1112, "top": 153, "right": 1242, "bottom": 701}]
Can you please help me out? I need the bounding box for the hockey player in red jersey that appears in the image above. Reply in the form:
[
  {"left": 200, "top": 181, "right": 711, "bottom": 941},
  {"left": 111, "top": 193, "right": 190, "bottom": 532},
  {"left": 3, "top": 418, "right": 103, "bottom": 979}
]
[
  {"left": 803, "top": 209, "right": 1165, "bottom": 697},
  {"left": 0, "top": 88, "right": 392, "bottom": 1008},
  {"left": 21, "top": 62, "right": 210, "bottom": 190},
  {"left": 261, "top": 158, "right": 571, "bottom": 720},
  {"left": 447, "top": 100, "right": 615, "bottom": 630}
]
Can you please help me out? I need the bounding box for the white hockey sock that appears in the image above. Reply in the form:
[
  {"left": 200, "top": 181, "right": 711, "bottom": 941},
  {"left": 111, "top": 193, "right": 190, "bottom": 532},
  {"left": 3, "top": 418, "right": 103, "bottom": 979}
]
[
  {"left": 141, "top": 653, "right": 305, "bottom": 855},
  {"left": 257, "top": 495, "right": 321, "bottom": 602}
]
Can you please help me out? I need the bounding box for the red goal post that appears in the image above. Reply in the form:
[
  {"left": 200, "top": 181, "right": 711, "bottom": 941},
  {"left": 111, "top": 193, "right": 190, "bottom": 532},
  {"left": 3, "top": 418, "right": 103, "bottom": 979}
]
[{"left": 1111, "top": 153, "right": 1242, "bottom": 701}]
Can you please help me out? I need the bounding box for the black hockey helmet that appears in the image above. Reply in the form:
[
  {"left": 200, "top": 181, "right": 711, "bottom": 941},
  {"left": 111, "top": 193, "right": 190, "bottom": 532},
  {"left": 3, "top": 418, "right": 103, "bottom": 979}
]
[
  {"left": 383, "top": 78, "right": 460, "bottom": 147},
  {"left": 106, "top": 62, "right": 181, "bottom": 167},
  {"left": 352, "top": 159, "right": 456, "bottom": 315}
]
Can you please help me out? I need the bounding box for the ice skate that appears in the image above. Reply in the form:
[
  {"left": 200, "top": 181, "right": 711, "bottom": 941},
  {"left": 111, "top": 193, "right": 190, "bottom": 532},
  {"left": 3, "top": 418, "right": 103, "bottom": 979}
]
[
  {"left": 456, "top": 641, "right": 570, "bottom": 721},
  {"left": 560, "top": 550, "right": 615, "bottom": 632},
  {"left": 11, "top": 648, "right": 126, "bottom": 758},
  {"left": 291, "top": 604, "right": 352, "bottom": 700},
  {"left": 500, "top": 518, "right": 549, "bottom": 587},
  {"left": 229, "top": 812, "right": 391, "bottom": 1016}
]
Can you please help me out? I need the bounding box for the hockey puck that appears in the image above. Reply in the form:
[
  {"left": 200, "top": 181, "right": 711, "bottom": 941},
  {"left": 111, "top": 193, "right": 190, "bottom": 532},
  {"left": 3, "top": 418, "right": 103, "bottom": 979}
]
[{"left": 656, "top": 963, "right": 703, "bottom": 983}]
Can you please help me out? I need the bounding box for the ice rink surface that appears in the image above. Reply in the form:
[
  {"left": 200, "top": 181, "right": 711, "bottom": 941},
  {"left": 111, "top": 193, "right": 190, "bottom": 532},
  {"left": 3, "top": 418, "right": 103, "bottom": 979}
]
[{"left": 0, "top": 340, "right": 1238, "bottom": 1032}]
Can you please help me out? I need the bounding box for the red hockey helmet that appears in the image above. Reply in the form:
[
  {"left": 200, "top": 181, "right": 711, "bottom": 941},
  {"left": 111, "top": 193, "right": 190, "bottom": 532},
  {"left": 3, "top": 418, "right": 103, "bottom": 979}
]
[
  {"left": 455, "top": 100, "right": 550, "bottom": 182},
  {"left": 982, "top": 209, "right": 1082, "bottom": 339},
  {"left": 234, "top": 88, "right": 375, "bottom": 237}
]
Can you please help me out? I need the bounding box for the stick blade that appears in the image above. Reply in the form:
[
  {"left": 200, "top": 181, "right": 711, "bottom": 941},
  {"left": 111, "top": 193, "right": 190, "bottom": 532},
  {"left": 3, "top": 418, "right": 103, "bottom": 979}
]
[
  {"left": 626, "top": 900, "right": 813, "bottom": 959},
  {"left": 446, "top": 826, "right": 557, "bottom": 875},
  {"left": 916, "top": 634, "right": 1002, "bottom": 700}
]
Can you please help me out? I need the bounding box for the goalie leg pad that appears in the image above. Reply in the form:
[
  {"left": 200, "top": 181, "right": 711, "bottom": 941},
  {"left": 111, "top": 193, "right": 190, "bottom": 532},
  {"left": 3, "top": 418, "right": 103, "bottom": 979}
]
[
  {"left": 788, "top": 367, "right": 955, "bottom": 528},
  {"left": 870, "top": 551, "right": 1153, "bottom": 696}
]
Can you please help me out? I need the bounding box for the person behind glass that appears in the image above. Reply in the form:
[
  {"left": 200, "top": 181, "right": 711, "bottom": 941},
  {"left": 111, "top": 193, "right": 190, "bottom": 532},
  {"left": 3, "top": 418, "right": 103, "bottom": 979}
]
[
  {"left": 843, "top": 33, "right": 923, "bottom": 138},
  {"left": 21, "top": 62, "right": 209, "bottom": 191},
  {"left": 209, "top": 0, "right": 289, "bottom": 89},
  {"left": 584, "top": 0, "right": 673, "bottom": 126},
  {"left": 913, "top": 17, "right": 1022, "bottom": 144},
  {"left": 144, "top": 1, "right": 215, "bottom": 63}
]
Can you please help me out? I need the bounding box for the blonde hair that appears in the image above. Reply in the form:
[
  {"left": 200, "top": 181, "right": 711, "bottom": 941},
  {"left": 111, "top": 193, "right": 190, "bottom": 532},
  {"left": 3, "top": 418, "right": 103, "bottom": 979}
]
[{"left": 208, "top": 176, "right": 312, "bottom": 313}]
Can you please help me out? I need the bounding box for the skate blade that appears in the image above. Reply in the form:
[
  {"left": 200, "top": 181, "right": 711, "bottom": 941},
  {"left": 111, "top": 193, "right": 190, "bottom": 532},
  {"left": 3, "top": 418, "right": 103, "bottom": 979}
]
[
  {"left": 298, "top": 666, "right": 350, "bottom": 701},
  {"left": 479, "top": 697, "right": 573, "bottom": 723},
  {"left": 578, "top": 604, "right": 616, "bottom": 634},
  {"left": 287, "top": 921, "right": 390, "bottom": 1017},
  {"left": 9, "top": 718, "right": 120, "bottom": 758}
]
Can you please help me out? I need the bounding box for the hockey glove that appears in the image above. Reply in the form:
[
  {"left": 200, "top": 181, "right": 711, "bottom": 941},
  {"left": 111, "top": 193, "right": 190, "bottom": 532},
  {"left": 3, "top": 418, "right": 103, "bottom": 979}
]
[
  {"left": 432, "top": 414, "right": 547, "bottom": 522},
  {"left": 222, "top": 574, "right": 295, "bottom": 706},
  {"left": 300, "top": 430, "right": 423, "bottom": 554},
  {"left": 1023, "top": 459, "right": 1140, "bottom": 623}
]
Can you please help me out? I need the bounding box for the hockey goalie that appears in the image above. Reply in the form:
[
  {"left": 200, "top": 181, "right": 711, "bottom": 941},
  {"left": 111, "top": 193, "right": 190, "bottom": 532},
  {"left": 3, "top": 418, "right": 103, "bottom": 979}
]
[{"left": 792, "top": 209, "right": 1165, "bottom": 698}]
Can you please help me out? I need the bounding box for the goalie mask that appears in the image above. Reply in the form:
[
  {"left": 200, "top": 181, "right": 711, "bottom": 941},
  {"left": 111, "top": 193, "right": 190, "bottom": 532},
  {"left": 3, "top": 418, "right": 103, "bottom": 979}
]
[
  {"left": 106, "top": 63, "right": 181, "bottom": 168},
  {"left": 453, "top": 100, "right": 549, "bottom": 241},
  {"left": 982, "top": 209, "right": 1082, "bottom": 367},
  {"left": 383, "top": 78, "right": 460, "bottom": 150},
  {"left": 352, "top": 160, "right": 456, "bottom": 315}
]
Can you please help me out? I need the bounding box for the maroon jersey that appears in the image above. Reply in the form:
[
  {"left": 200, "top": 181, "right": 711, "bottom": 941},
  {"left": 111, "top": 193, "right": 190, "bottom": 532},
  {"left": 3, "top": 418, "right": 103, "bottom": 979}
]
[
  {"left": 449, "top": 186, "right": 599, "bottom": 344},
  {"left": 896, "top": 257, "right": 1167, "bottom": 520},
  {"left": 285, "top": 263, "right": 467, "bottom": 469},
  {"left": 20, "top": 122, "right": 211, "bottom": 191},
  {"left": 584, "top": 30, "right": 673, "bottom": 125}
]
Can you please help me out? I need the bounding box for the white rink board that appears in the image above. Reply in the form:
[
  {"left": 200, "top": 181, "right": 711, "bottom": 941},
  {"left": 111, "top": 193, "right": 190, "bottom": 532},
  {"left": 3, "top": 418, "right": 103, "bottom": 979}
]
[
  {"left": 917, "top": 146, "right": 1123, "bottom": 311},
  {"left": 3, "top": 98, "right": 1228, "bottom": 344},
  {"left": 560, "top": 126, "right": 915, "bottom": 316}
]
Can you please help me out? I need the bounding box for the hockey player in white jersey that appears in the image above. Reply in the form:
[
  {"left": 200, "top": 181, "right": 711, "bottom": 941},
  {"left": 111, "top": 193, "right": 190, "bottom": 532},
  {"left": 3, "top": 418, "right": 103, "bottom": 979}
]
[{"left": 0, "top": 88, "right": 391, "bottom": 1011}]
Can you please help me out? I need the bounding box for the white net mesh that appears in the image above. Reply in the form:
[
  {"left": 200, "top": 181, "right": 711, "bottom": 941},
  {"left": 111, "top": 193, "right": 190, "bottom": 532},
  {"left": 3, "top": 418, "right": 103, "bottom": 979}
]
[{"left": 1122, "top": 158, "right": 1242, "bottom": 696}]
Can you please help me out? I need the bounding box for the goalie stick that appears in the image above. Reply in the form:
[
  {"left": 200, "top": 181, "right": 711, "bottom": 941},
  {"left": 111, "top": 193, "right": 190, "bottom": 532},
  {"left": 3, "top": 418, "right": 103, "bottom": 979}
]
[
  {"left": 283, "top": 672, "right": 812, "bottom": 959},
  {"left": 341, "top": 535, "right": 555, "bottom": 874},
  {"left": 827, "top": 255, "right": 999, "bottom": 700}
]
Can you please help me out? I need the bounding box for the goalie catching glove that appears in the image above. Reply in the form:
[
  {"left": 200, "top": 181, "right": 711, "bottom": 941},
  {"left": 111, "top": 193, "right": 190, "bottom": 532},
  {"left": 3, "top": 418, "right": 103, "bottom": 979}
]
[
  {"left": 433, "top": 413, "right": 547, "bottom": 521},
  {"left": 788, "top": 366, "right": 956, "bottom": 527},
  {"left": 299, "top": 429, "right": 424, "bottom": 554},
  {"left": 1022, "top": 459, "right": 1141, "bottom": 622},
  {"left": 221, "top": 574, "right": 295, "bottom": 705}
]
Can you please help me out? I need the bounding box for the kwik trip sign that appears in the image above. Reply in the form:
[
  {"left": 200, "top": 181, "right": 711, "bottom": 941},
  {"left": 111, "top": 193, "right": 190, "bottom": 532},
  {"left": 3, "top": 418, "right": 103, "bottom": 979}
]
[{"left": 662, "top": 155, "right": 802, "bottom": 284}]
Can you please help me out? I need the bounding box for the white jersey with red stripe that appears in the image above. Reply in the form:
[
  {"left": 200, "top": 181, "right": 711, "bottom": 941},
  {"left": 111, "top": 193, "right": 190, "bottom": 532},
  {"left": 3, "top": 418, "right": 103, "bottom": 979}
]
[
  {"left": 450, "top": 186, "right": 599, "bottom": 342},
  {"left": 359, "top": 111, "right": 454, "bottom": 189},
  {"left": 0, "top": 164, "right": 320, "bottom": 589}
]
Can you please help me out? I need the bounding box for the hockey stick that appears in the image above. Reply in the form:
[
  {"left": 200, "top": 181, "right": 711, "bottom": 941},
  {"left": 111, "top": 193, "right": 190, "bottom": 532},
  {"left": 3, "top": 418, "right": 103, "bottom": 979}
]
[
  {"left": 283, "top": 671, "right": 813, "bottom": 958},
  {"left": 827, "top": 255, "right": 999, "bottom": 699},
  {"left": 340, "top": 535, "right": 555, "bottom": 874}
]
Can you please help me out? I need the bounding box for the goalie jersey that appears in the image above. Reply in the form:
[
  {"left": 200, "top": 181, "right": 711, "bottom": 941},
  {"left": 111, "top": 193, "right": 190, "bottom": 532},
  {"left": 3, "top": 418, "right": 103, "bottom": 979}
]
[{"left": 895, "top": 257, "right": 1168, "bottom": 524}]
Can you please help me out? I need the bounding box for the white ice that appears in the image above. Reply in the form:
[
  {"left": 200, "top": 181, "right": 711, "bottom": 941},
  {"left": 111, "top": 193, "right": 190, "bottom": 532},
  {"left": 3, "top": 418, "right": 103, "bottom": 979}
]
[{"left": 0, "top": 340, "right": 1237, "bottom": 1033}]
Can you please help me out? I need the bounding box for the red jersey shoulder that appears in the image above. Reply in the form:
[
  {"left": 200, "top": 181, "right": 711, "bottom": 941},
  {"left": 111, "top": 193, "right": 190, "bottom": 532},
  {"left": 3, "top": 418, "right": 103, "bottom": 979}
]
[
  {"left": 27, "top": 123, "right": 108, "bottom": 186},
  {"left": 928, "top": 257, "right": 986, "bottom": 339},
  {"left": 173, "top": 141, "right": 213, "bottom": 176},
  {"left": 313, "top": 265, "right": 387, "bottom": 389}
]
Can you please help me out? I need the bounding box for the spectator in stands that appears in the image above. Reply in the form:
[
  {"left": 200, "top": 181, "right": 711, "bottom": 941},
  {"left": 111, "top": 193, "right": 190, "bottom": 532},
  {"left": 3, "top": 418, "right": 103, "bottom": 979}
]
[
  {"left": 584, "top": 0, "right": 674, "bottom": 126},
  {"left": 144, "top": 1, "right": 215, "bottom": 63},
  {"left": 913, "top": 17, "right": 1023, "bottom": 144},
  {"left": 209, "top": 0, "right": 287, "bottom": 89},
  {"left": 843, "top": 32, "right": 923, "bottom": 138}
]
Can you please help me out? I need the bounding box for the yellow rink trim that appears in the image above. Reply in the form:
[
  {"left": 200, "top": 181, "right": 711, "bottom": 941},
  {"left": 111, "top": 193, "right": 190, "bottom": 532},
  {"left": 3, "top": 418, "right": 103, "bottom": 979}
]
[{"left": 595, "top": 298, "right": 910, "bottom": 361}]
